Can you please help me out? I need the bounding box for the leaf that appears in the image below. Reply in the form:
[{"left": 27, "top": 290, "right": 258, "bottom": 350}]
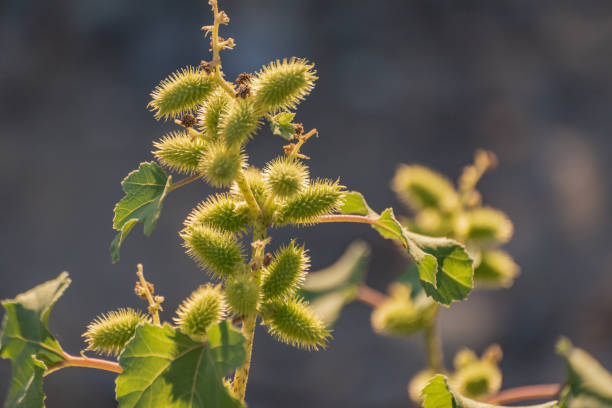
[
  {"left": 111, "top": 162, "right": 172, "bottom": 263},
  {"left": 0, "top": 272, "right": 71, "bottom": 408},
  {"left": 338, "top": 191, "right": 373, "bottom": 216},
  {"left": 340, "top": 191, "right": 473, "bottom": 305},
  {"left": 557, "top": 338, "right": 612, "bottom": 408},
  {"left": 116, "top": 321, "right": 246, "bottom": 408},
  {"left": 422, "top": 374, "right": 557, "bottom": 408},
  {"left": 269, "top": 111, "right": 296, "bottom": 140},
  {"left": 300, "top": 241, "right": 370, "bottom": 326},
  {"left": 404, "top": 231, "right": 473, "bottom": 305}
]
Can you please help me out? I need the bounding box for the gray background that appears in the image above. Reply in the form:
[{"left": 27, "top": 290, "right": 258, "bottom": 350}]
[{"left": 1, "top": 0, "right": 612, "bottom": 406}]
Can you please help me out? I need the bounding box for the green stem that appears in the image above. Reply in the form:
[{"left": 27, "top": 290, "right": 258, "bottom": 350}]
[
  {"left": 424, "top": 305, "right": 443, "bottom": 372},
  {"left": 236, "top": 169, "right": 264, "bottom": 218},
  {"left": 232, "top": 224, "right": 267, "bottom": 401}
]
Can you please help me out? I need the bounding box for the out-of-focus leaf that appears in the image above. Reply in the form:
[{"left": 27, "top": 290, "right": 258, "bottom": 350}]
[
  {"left": 339, "top": 192, "right": 474, "bottom": 305},
  {"left": 474, "top": 250, "right": 520, "bottom": 289},
  {"left": 557, "top": 338, "right": 612, "bottom": 408},
  {"left": 0, "top": 273, "right": 71, "bottom": 408},
  {"left": 422, "top": 375, "right": 557, "bottom": 408},
  {"left": 300, "top": 241, "right": 370, "bottom": 325}
]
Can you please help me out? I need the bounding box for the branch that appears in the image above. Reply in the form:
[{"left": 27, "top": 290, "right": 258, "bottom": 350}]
[
  {"left": 484, "top": 384, "right": 561, "bottom": 404},
  {"left": 168, "top": 174, "right": 200, "bottom": 192},
  {"left": 355, "top": 285, "right": 388, "bottom": 308},
  {"left": 45, "top": 354, "right": 122, "bottom": 377},
  {"left": 314, "top": 214, "right": 378, "bottom": 226}
]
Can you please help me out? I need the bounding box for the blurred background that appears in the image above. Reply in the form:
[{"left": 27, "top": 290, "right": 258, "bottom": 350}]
[{"left": 1, "top": 0, "right": 612, "bottom": 406}]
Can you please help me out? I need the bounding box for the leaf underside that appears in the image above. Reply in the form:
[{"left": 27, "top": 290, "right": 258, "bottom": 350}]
[
  {"left": 0, "top": 272, "right": 71, "bottom": 408},
  {"left": 339, "top": 191, "right": 473, "bottom": 305},
  {"left": 116, "top": 321, "right": 246, "bottom": 408},
  {"left": 111, "top": 162, "right": 172, "bottom": 263}
]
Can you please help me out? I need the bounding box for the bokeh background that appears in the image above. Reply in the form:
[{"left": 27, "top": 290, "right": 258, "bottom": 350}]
[{"left": 2, "top": 0, "right": 612, "bottom": 406}]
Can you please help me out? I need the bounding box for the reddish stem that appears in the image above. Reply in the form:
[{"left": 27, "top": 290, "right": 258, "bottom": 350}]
[
  {"left": 485, "top": 384, "right": 561, "bottom": 404},
  {"left": 356, "top": 285, "right": 388, "bottom": 308}
]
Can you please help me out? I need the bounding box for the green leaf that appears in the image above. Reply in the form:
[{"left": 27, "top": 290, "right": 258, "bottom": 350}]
[
  {"left": 111, "top": 162, "right": 172, "bottom": 263},
  {"left": 340, "top": 192, "right": 473, "bottom": 305},
  {"left": 422, "top": 375, "right": 557, "bottom": 408},
  {"left": 338, "top": 191, "right": 374, "bottom": 216},
  {"left": 0, "top": 273, "right": 71, "bottom": 408},
  {"left": 116, "top": 321, "right": 246, "bottom": 408},
  {"left": 557, "top": 337, "right": 612, "bottom": 408},
  {"left": 404, "top": 231, "right": 473, "bottom": 305},
  {"left": 300, "top": 241, "right": 370, "bottom": 325},
  {"left": 269, "top": 111, "right": 296, "bottom": 140}
]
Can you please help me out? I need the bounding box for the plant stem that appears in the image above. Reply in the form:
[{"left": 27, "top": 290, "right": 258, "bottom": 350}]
[
  {"left": 424, "top": 305, "right": 443, "bottom": 372},
  {"left": 485, "top": 384, "right": 561, "bottom": 404},
  {"left": 232, "top": 224, "right": 268, "bottom": 401},
  {"left": 45, "top": 353, "right": 122, "bottom": 377},
  {"left": 136, "top": 264, "right": 161, "bottom": 325},
  {"left": 168, "top": 174, "right": 200, "bottom": 192},
  {"left": 236, "top": 169, "right": 264, "bottom": 218},
  {"left": 356, "top": 285, "right": 388, "bottom": 308},
  {"left": 314, "top": 214, "right": 377, "bottom": 226}
]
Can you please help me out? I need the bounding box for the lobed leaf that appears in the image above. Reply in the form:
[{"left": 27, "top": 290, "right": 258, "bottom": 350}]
[
  {"left": 116, "top": 322, "right": 246, "bottom": 408},
  {"left": 269, "top": 111, "right": 297, "bottom": 140},
  {"left": 0, "top": 272, "right": 71, "bottom": 408},
  {"left": 111, "top": 162, "right": 172, "bottom": 263},
  {"left": 340, "top": 191, "right": 473, "bottom": 305}
]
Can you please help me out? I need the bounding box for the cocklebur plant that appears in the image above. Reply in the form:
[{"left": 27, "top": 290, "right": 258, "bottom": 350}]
[
  {"left": 302, "top": 152, "right": 612, "bottom": 408},
  {"left": 0, "top": 1, "right": 482, "bottom": 406}
]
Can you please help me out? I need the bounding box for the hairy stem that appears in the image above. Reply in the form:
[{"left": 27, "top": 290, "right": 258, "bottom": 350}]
[
  {"left": 45, "top": 354, "right": 122, "bottom": 377},
  {"left": 168, "top": 174, "right": 200, "bottom": 192},
  {"left": 356, "top": 285, "right": 388, "bottom": 308},
  {"left": 236, "top": 169, "right": 264, "bottom": 218},
  {"left": 485, "top": 384, "right": 561, "bottom": 404},
  {"left": 424, "top": 305, "right": 443, "bottom": 372},
  {"left": 232, "top": 224, "right": 268, "bottom": 401}
]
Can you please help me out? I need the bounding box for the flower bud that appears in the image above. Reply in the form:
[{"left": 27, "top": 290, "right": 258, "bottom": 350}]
[
  {"left": 261, "top": 297, "right": 330, "bottom": 350},
  {"left": 276, "top": 179, "right": 345, "bottom": 225},
  {"left": 450, "top": 345, "right": 503, "bottom": 399},
  {"left": 148, "top": 66, "right": 216, "bottom": 120},
  {"left": 184, "top": 193, "right": 250, "bottom": 234},
  {"left": 174, "top": 284, "right": 225, "bottom": 337},
  {"left": 262, "top": 242, "right": 309, "bottom": 300},
  {"left": 152, "top": 131, "right": 206, "bottom": 174},
  {"left": 83, "top": 308, "right": 149, "bottom": 357},
  {"left": 474, "top": 250, "right": 519, "bottom": 288},
  {"left": 454, "top": 207, "right": 513, "bottom": 245},
  {"left": 219, "top": 99, "right": 261, "bottom": 147},
  {"left": 181, "top": 224, "right": 244, "bottom": 277},
  {"left": 263, "top": 157, "right": 309, "bottom": 199},
  {"left": 252, "top": 58, "right": 317, "bottom": 112},
  {"left": 225, "top": 273, "right": 260, "bottom": 316},
  {"left": 198, "top": 143, "right": 246, "bottom": 187},
  {"left": 197, "top": 91, "right": 232, "bottom": 141},
  {"left": 391, "top": 164, "right": 459, "bottom": 213}
]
